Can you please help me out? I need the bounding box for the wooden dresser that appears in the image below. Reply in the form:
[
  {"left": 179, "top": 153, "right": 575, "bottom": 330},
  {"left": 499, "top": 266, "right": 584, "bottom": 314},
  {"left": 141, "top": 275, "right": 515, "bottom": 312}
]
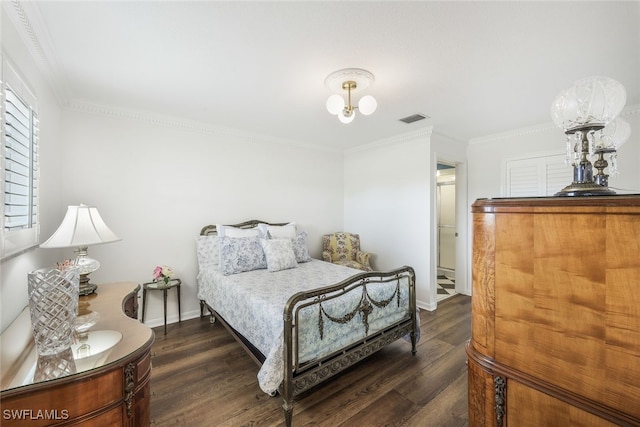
[
  {"left": 1, "top": 282, "right": 154, "bottom": 426},
  {"left": 467, "top": 195, "right": 640, "bottom": 427}
]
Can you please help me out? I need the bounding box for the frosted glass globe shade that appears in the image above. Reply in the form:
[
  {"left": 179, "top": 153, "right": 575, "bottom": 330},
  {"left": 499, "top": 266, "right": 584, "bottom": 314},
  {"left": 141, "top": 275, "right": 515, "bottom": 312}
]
[
  {"left": 551, "top": 76, "right": 627, "bottom": 132},
  {"left": 326, "top": 95, "right": 344, "bottom": 115},
  {"left": 597, "top": 117, "right": 631, "bottom": 150},
  {"left": 358, "top": 95, "right": 377, "bottom": 116},
  {"left": 551, "top": 87, "right": 579, "bottom": 131},
  {"left": 573, "top": 76, "right": 626, "bottom": 127},
  {"left": 338, "top": 110, "right": 355, "bottom": 124}
]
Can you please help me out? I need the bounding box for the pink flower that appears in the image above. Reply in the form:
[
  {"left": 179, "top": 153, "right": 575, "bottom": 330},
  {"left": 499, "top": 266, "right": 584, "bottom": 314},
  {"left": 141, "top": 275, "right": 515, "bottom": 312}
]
[
  {"left": 56, "top": 259, "right": 74, "bottom": 271},
  {"left": 152, "top": 265, "right": 174, "bottom": 284}
]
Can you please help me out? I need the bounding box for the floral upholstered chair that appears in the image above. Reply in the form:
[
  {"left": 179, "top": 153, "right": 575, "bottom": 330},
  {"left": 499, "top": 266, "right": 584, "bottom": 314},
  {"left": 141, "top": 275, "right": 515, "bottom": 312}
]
[{"left": 322, "top": 232, "right": 373, "bottom": 271}]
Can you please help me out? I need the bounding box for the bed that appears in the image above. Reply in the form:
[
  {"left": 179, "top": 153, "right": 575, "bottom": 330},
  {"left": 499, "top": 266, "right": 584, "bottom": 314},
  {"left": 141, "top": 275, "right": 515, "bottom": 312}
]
[{"left": 196, "top": 220, "right": 418, "bottom": 426}]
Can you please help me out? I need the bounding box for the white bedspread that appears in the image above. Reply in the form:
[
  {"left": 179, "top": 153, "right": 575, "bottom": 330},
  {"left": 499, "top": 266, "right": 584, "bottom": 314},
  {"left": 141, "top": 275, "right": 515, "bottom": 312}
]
[{"left": 197, "top": 259, "right": 412, "bottom": 394}]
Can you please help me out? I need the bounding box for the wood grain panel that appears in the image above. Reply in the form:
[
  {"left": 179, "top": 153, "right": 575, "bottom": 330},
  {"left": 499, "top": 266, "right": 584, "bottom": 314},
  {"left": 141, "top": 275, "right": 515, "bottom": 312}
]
[
  {"left": 469, "top": 196, "right": 640, "bottom": 426},
  {"left": 507, "top": 380, "right": 618, "bottom": 427},
  {"left": 494, "top": 213, "right": 535, "bottom": 369},
  {"left": 532, "top": 213, "right": 606, "bottom": 398},
  {"left": 472, "top": 213, "right": 496, "bottom": 356},
  {"left": 604, "top": 214, "right": 640, "bottom": 417},
  {"left": 1, "top": 369, "right": 123, "bottom": 426},
  {"left": 467, "top": 354, "right": 493, "bottom": 427}
]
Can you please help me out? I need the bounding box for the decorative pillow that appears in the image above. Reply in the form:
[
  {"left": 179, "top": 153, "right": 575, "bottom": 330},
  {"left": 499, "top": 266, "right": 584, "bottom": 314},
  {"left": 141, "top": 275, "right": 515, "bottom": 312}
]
[
  {"left": 216, "top": 224, "right": 260, "bottom": 238},
  {"left": 291, "top": 232, "right": 312, "bottom": 263},
  {"left": 257, "top": 222, "right": 296, "bottom": 239},
  {"left": 218, "top": 236, "right": 267, "bottom": 275},
  {"left": 260, "top": 238, "right": 298, "bottom": 272},
  {"left": 195, "top": 235, "right": 219, "bottom": 270}
]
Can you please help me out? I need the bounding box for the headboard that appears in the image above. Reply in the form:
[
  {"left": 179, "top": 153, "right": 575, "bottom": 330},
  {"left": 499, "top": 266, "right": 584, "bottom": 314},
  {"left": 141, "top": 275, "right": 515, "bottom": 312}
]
[{"left": 200, "top": 220, "right": 290, "bottom": 236}]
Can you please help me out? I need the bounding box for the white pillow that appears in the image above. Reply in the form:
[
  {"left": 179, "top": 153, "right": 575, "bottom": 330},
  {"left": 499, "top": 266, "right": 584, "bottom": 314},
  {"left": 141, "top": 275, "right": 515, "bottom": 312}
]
[
  {"left": 216, "top": 224, "right": 260, "bottom": 238},
  {"left": 195, "top": 235, "right": 219, "bottom": 270},
  {"left": 260, "top": 238, "right": 298, "bottom": 272},
  {"left": 257, "top": 222, "right": 296, "bottom": 239}
]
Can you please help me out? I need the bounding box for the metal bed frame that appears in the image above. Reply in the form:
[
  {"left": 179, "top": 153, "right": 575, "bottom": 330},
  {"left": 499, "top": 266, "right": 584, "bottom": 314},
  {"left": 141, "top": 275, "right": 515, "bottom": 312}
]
[{"left": 199, "top": 220, "right": 417, "bottom": 426}]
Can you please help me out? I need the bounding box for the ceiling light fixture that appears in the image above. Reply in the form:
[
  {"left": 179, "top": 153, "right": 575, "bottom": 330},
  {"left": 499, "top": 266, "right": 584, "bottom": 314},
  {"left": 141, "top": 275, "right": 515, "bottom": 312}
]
[{"left": 325, "top": 68, "right": 377, "bottom": 124}]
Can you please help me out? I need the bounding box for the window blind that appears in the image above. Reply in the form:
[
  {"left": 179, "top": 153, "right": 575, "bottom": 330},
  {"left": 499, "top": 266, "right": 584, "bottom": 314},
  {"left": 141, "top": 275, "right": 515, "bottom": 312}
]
[
  {"left": 505, "top": 154, "right": 571, "bottom": 197},
  {"left": 4, "top": 86, "right": 39, "bottom": 231},
  {"left": 1, "top": 56, "right": 40, "bottom": 259}
]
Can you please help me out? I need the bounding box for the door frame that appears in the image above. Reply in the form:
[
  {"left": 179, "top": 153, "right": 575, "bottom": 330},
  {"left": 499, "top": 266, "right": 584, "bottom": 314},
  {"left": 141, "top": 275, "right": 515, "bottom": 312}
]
[{"left": 430, "top": 154, "right": 469, "bottom": 309}]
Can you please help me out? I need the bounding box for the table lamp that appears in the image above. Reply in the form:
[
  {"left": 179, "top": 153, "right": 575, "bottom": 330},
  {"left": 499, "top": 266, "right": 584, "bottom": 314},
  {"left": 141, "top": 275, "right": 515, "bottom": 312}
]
[{"left": 40, "top": 204, "right": 121, "bottom": 295}]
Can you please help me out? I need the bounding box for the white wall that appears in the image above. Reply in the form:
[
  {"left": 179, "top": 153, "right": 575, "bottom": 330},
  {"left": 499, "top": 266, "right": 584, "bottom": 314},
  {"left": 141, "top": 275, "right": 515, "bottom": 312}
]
[
  {"left": 57, "top": 107, "right": 345, "bottom": 327},
  {"left": 0, "top": 10, "right": 69, "bottom": 332},
  {"left": 343, "top": 129, "right": 433, "bottom": 308}
]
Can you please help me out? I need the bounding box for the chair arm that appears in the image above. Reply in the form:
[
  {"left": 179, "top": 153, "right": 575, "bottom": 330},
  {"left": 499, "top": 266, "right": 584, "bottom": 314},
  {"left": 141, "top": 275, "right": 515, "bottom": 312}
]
[
  {"left": 356, "top": 251, "right": 373, "bottom": 270},
  {"left": 322, "top": 250, "right": 332, "bottom": 263}
]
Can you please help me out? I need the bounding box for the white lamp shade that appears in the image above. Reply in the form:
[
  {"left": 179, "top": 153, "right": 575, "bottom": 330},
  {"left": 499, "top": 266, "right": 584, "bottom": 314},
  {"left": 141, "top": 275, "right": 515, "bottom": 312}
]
[
  {"left": 338, "top": 110, "right": 355, "bottom": 124},
  {"left": 40, "top": 205, "right": 121, "bottom": 248},
  {"left": 358, "top": 95, "right": 377, "bottom": 116},
  {"left": 326, "top": 94, "right": 345, "bottom": 115}
]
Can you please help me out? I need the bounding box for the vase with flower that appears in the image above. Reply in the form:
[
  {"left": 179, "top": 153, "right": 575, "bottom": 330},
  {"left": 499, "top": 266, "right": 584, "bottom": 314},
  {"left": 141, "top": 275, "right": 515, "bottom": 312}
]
[{"left": 152, "top": 265, "right": 174, "bottom": 287}]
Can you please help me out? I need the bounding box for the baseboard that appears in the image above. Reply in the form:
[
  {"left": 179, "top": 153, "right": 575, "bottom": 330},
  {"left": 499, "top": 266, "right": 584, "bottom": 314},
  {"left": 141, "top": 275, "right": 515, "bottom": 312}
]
[{"left": 140, "top": 309, "right": 202, "bottom": 329}]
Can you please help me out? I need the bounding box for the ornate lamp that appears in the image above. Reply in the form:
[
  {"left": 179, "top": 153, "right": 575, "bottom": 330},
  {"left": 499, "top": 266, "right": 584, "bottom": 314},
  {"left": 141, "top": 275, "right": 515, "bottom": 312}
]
[
  {"left": 550, "top": 76, "right": 628, "bottom": 196},
  {"left": 40, "top": 204, "right": 121, "bottom": 295}
]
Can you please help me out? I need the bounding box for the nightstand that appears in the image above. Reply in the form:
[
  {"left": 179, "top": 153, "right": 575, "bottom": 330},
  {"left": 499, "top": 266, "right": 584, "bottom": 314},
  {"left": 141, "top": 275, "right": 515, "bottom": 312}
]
[{"left": 141, "top": 278, "right": 181, "bottom": 335}]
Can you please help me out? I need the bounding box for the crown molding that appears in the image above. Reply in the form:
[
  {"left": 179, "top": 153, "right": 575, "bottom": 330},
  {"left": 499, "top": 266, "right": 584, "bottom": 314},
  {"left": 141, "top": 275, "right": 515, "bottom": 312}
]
[
  {"left": 621, "top": 103, "right": 640, "bottom": 117},
  {"left": 65, "top": 100, "right": 342, "bottom": 153},
  {"left": 469, "top": 122, "right": 558, "bottom": 145},
  {"left": 344, "top": 126, "right": 434, "bottom": 155},
  {"left": 470, "top": 104, "right": 640, "bottom": 145},
  {"left": 2, "top": 0, "right": 70, "bottom": 106}
]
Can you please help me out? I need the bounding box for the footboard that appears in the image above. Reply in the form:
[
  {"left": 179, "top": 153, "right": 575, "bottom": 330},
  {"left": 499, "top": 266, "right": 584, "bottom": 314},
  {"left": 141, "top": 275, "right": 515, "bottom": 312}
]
[{"left": 280, "top": 266, "right": 417, "bottom": 426}]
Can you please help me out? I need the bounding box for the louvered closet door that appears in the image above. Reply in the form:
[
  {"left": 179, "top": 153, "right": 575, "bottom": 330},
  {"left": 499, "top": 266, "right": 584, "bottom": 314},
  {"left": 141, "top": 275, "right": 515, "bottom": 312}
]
[{"left": 505, "top": 154, "right": 571, "bottom": 197}]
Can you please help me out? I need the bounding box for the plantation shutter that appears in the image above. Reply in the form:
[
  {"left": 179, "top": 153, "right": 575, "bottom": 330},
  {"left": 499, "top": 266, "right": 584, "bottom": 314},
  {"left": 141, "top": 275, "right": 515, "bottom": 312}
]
[
  {"left": 505, "top": 154, "right": 571, "bottom": 197},
  {"left": 4, "top": 86, "right": 39, "bottom": 230},
  {"left": 1, "top": 56, "right": 40, "bottom": 259}
]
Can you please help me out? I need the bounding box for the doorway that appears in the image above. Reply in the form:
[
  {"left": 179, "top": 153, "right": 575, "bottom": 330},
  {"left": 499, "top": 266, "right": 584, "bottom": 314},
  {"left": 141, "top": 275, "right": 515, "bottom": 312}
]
[{"left": 436, "top": 162, "right": 456, "bottom": 301}]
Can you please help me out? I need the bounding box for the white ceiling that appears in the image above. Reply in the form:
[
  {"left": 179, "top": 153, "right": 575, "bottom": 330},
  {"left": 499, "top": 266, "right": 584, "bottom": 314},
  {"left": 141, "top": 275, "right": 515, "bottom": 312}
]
[{"left": 5, "top": 1, "right": 640, "bottom": 150}]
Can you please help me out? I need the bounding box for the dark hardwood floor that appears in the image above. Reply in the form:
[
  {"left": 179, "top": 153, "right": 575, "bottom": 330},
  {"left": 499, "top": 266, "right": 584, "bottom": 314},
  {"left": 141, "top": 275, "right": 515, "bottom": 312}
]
[{"left": 149, "top": 294, "right": 471, "bottom": 426}]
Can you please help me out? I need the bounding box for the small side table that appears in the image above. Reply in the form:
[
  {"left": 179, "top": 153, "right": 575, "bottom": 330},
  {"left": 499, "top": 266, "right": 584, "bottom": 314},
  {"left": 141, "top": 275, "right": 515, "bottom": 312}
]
[{"left": 142, "top": 278, "right": 181, "bottom": 335}]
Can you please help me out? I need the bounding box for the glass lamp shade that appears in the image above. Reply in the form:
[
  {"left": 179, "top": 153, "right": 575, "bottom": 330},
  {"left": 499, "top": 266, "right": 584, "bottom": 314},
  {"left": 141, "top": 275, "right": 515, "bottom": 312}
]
[
  {"left": 338, "top": 109, "right": 355, "bottom": 124},
  {"left": 551, "top": 76, "right": 627, "bottom": 132},
  {"left": 596, "top": 117, "right": 631, "bottom": 151},
  {"left": 326, "top": 94, "right": 345, "bottom": 115},
  {"left": 551, "top": 87, "right": 579, "bottom": 131},
  {"left": 358, "top": 95, "right": 377, "bottom": 116}
]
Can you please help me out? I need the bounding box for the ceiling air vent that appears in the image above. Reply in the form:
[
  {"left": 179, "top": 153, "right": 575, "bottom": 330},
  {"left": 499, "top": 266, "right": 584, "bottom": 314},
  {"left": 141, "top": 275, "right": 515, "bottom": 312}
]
[{"left": 399, "top": 113, "right": 428, "bottom": 124}]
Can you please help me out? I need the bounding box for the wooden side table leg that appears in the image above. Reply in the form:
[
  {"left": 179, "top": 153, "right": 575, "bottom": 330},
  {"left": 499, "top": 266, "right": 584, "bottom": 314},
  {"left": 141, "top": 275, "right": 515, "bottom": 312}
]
[{"left": 163, "top": 289, "right": 168, "bottom": 335}]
